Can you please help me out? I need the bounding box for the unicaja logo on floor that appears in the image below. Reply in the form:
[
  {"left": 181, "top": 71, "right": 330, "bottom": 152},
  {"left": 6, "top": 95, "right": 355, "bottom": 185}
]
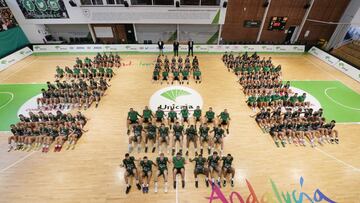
[{"left": 149, "top": 86, "right": 203, "bottom": 112}]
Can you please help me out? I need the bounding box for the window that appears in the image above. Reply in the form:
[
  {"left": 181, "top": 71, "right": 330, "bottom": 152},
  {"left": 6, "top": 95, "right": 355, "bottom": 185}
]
[
  {"left": 107, "top": 0, "right": 125, "bottom": 4},
  {"left": 154, "top": 0, "right": 174, "bottom": 5},
  {"left": 180, "top": 0, "right": 200, "bottom": 5},
  {"left": 81, "top": 0, "right": 104, "bottom": 5},
  {"left": 201, "top": 0, "right": 220, "bottom": 6},
  {"left": 130, "top": 0, "right": 152, "bottom": 5}
]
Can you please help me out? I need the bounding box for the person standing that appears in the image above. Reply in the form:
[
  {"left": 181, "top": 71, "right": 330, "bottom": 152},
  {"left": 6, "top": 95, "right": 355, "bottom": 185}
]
[
  {"left": 187, "top": 39, "right": 194, "bottom": 57},
  {"left": 158, "top": 40, "right": 164, "bottom": 56},
  {"left": 173, "top": 41, "right": 180, "bottom": 57}
]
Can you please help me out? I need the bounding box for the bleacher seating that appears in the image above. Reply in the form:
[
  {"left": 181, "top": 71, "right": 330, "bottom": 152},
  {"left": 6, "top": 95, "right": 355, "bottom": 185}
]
[{"left": 331, "top": 40, "right": 360, "bottom": 69}]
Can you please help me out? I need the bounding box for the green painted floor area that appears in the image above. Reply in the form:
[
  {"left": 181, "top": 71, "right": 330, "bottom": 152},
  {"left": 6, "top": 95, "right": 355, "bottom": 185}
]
[
  {"left": 291, "top": 81, "right": 360, "bottom": 123},
  {"left": 0, "top": 84, "right": 46, "bottom": 131}
]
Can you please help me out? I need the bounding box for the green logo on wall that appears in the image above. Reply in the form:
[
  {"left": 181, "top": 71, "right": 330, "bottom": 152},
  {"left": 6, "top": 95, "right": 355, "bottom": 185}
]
[
  {"left": 23, "top": 0, "right": 36, "bottom": 12},
  {"left": 35, "top": 0, "right": 47, "bottom": 11},
  {"left": 49, "top": 0, "right": 60, "bottom": 11}
]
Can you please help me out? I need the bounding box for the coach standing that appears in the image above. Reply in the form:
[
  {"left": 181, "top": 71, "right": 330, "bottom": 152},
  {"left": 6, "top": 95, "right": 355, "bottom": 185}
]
[
  {"left": 187, "top": 39, "right": 194, "bottom": 57},
  {"left": 173, "top": 40, "right": 179, "bottom": 57},
  {"left": 158, "top": 40, "right": 164, "bottom": 56}
]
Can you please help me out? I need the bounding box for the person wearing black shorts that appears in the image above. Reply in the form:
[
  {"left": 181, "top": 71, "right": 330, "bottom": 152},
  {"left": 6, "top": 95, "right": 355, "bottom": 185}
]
[
  {"left": 145, "top": 123, "right": 157, "bottom": 153},
  {"left": 172, "top": 122, "right": 184, "bottom": 156},
  {"left": 207, "top": 151, "right": 222, "bottom": 187},
  {"left": 172, "top": 152, "right": 186, "bottom": 189},
  {"left": 221, "top": 154, "right": 235, "bottom": 187},
  {"left": 154, "top": 153, "right": 170, "bottom": 193},
  {"left": 190, "top": 154, "right": 209, "bottom": 188},
  {"left": 121, "top": 153, "right": 141, "bottom": 194}
]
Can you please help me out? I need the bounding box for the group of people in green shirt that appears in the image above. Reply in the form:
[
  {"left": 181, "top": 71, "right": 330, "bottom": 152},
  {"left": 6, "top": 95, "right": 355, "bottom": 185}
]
[
  {"left": 126, "top": 106, "right": 231, "bottom": 156},
  {"left": 152, "top": 55, "right": 202, "bottom": 85},
  {"left": 55, "top": 53, "right": 120, "bottom": 81},
  {"left": 120, "top": 151, "right": 235, "bottom": 194}
]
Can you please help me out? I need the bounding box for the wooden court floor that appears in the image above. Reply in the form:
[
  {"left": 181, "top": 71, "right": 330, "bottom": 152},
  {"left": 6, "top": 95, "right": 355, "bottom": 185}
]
[{"left": 0, "top": 53, "right": 359, "bottom": 203}]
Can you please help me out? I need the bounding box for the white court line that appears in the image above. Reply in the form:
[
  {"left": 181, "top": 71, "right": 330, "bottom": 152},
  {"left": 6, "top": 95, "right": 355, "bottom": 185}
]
[
  {"left": 176, "top": 175, "right": 179, "bottom": 203},
  {"left": 315, "top": 147, "right": 360, "bottom": 172},
  {"left": 324, "top": 87, "right": 360, "bottom": 111},
  {"left": 337, "top": 122, "right": 360, "bottom": 125},
  {"left": 0, "top": 58, "right": 38, "bottom": 82},
  {"left": 0, "top": 151, "right": 36, "bottom": 173},
  {"left": 0, "top": 92, "right": 14, "bottom": 110}
]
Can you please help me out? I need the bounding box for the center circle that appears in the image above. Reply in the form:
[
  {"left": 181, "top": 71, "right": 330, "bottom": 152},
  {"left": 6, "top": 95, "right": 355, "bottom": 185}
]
[{"left": 149, "top": 86, "right": 203, "bottom": 113}]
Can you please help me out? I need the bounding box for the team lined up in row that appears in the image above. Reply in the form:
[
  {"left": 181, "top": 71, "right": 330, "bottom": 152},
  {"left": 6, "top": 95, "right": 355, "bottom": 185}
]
[
  {"left": 8, "top": 111, "right": 87, "bottom": 152},
  {"left": 120, "top": 151, "right": 235, "bottom": 194},
  {"left": 55, "top": 53, "right": 121, "bottom": 80},
  {"left": 152, "top": 55, "right": 202, "bottom": 84},
  {"left": 126, "top": 106, "right": 231, "bottom": 156},
  {"left": 222, "top": 51, "right": 339, "bottom": 147}
]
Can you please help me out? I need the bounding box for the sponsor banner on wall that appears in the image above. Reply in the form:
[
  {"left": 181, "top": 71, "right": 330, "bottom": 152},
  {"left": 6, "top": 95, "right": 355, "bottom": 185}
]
[
  {"left": 334, "top": 60, "right": 360, "bottom": 83},
  {"left": 308, "top": 46, "right": 339, "bottom": 66},
  {"left": 308, "top": 46, "right": 360, "bottom": 83},
  {"left": 0, "top": 47, "right": 32, "bottom": 72},
  {"left": 33, "top": 44, "right": 306, "bottom": 53}
]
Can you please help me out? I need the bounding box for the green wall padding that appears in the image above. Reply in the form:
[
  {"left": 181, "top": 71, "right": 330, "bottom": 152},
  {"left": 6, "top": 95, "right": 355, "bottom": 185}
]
[{"left": 0, "top": 27, "right": 30, "bottom": 58}]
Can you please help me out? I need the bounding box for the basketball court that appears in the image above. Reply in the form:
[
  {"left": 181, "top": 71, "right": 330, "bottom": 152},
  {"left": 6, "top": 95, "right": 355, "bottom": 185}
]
[{"left": 0, "top": 52, "right": 359, "bottom": 202}]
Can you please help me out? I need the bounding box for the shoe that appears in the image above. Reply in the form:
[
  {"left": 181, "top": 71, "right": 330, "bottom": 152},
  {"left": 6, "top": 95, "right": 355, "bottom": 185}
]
[
  {"left": 217, "top": 181, "right": 221, "bottom": 188},
  {"left": 179, "top": 149, "right": 182, "bottom": 155},
  {"left": 226, "top": 129, "right": 229, "bottom": 134},
  {"left": 207, "top": 148, "right": 211, "bottom": 154},
  {"left": 145, "top": 147, "right": 148, "bottom": 153},
  {"left": 154, "top": 186, "right": 158, "bottom": 193},
  {"left": 7, "top": 146, "right": 12, "bottom": 152},
  {"left": 127, "top": 129, "right": 130, "bottom": 135},
  {"left": 58, "top": 145, "right": 63, "bottom": 152},
  {"left": 42, "top": 147, "right": 45, "bottom": 153},
  {"left": 173, "top": 181, "right": 176, "bottom": 189},
  {"left": 54, "top": 146, "right": 58, "bottom": 152},
  {"left": 231, "top": 180, "right": 234, "bottom": 187},
  {"left": 182, "top": 180, "right": 185, "bottom": 188},
  {"left": 195, "top": 181, "right": 198, "bottom": 188},
  {"left": 136, "top": 183, "right": 141, "bottom": 190},
  {"left": 152, "top": 147, "right": 156, "bottom": 153},
  {"left": 172, "top": 149, "right": 175, "bottom": 156},
  {"left": 195, "top": 151, "right": 198, "bottom": 156},
  {"left": 126, "top": 186, "right": 131, "bottom": 194},
  {"left": 164, "top": 185, "right": 168, "bottom": 193},
  {"left": 95, "top": 103, "right": 98, "bottom": 108},
  {"left": 185, "top": 151, "right": 189, "bottom": 156},
  {"left": 142, "top": 186, "right": 145, "bottom": 193},
  {"left": 205, "top": 180, "right": 209, "bottom": 187},
  {"left": 223, "top": 180, "right": 226, "bottom": 187},
  {"left": 200, "top": 148, "right": 203, "bottom": 155}
]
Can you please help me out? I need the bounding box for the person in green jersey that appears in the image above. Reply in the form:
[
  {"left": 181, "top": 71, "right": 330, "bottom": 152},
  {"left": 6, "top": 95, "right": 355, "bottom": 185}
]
[
  {"left": 185, "top": 124, "right": 198, "bottom": 156},
  {"left": 76, "top": 57, "right": 82, "bottom": 66},
  {"left": 172, "top": 70, "right": 180, "bottom": 85},
  {"left": 172, "top": 122, "right": 184, "bottom": 156},
  {"left": 218, "top": 109, "right": 231, "bottom": 134},
  {"left": 129, "top": 123, "right": 145, "bottom": 153},
  {"left": 181, "top": 69, "right": 190, "bottom": 84},
  {"left": 199, "top": 123, "right": 211, "bottom": 155},
  {"left": 297, "top": 93, "right": 309, "bottom": 106},
  {"left": 158, "top": 123, "right": 170, "bottom": 153},
  {"left": 142, "top": 106, "right": 153, "bottom": 124},
  {"left": 105, "top": 67, "right": 114, "bottom": 79},
  {"left": 190, "top": 153, "right": 209, "bottom": 188},
  {"left": 98, "top": 66, "right": 105, "bottom": 77},
  {"left": 120, "top": 153, "right": 141, "bottom": 194},
  {"left": 205, "top": 107, "right": 216, "bottom": 126},
  {"left": 247, "top": 95, "right": 257, "bottom": 111},
  {"left": 90, "top": 67, "right": 97, "bottom": 78},
  {"left": 289, "top": 93, "right": 298, "bottom": 107},
  {"left": 193, "top": 106, "right": 202, "bottom": 125},
  {"left": 210, "top": 125, "right": 225, "bottom": 155},
  {"left": 155, "top": 106, "right": 165, "bottom": 124},
  {"left": 221, "top": 154, "right": 235, "bottom": 187},
  {"left": 144, "top": 123, "right": 157, "bottom": 153},
  {"left": 180, "top": 106, "right": 190, "bottom": 126},
  {"left": 167, "top": 108, "right": 178, "bottom": 129},
  {"left": 153, "top": 68, "right": 160, "bottom": 82},
  {"left": 81, "top": 66, "right": 89, "bottom": 78},
  {"left": 73, "top": 67, "right": 80, "bottom": 79},
  {"left": 127, "top": 108, "right": 142, "bottom": 135},
  {"left": 193, "top": 68, "right": 202, "bottom": 84},
  {"left": 154, "top": 153, "right": 171, "bottom": 193},
  {"left": 161, "top": 69, "right": 169, "bottom": 85},
  {"left": 84, "top": 57, "right": 92, "bottom": 65},
  {"left": 207, "top": 151, "right": 222, "bottom": 187},
  {"left": 264, "top": 93, "right": 272, "bottom": 108},
  {"left": 55, "top": 66, "right": 64, "bottom": 79},
  {"left": 270, "top": 93, "right": 281, "bottom": 108},
  {"left": 172, "top": 152, "right": 186, "bottom": 189},
  {"left": 140, "top": 156, "right": 157, "bottom": 193}
]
